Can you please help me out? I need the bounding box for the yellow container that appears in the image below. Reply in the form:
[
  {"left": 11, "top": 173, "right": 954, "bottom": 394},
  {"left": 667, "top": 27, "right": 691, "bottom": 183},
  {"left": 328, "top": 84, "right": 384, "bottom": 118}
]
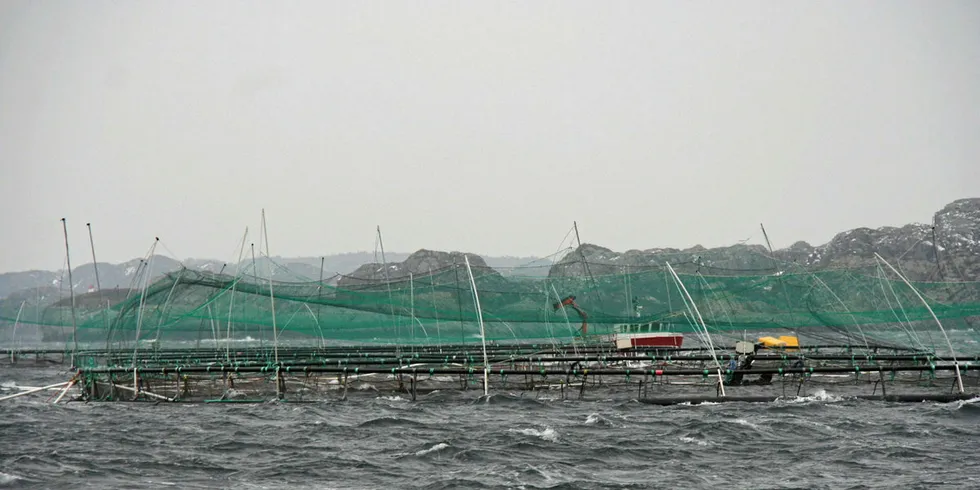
[
  {"left": 757, "top": 336, "right": 787, "bottom": 348},
  {"left": 778, "top": 336, "right": 800, "bottom": 350}
]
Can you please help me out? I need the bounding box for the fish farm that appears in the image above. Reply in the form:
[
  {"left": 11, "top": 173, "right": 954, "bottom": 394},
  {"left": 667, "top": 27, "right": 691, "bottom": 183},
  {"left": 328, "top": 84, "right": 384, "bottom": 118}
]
[{"left": 2, "top": 240, "right": 980, "bottom": 406}]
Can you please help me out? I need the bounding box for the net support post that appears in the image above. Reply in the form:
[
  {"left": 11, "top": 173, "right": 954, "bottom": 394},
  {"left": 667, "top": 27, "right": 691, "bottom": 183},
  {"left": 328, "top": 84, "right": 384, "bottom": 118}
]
[
  {"left": 463, "top": 255, "right": 490, "bottom": 397},
  {"left": 874, "top": 253, "right": 964, "bottom": 394}
]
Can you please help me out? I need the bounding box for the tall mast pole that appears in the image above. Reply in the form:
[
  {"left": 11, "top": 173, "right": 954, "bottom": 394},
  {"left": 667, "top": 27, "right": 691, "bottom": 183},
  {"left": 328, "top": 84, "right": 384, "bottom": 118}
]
[{"left": 61, "top": 218, "right": 78, "bottom": 363}]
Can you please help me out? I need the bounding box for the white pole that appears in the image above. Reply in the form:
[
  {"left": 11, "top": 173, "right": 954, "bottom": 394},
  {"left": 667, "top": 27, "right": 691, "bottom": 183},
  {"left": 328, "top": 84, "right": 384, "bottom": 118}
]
[
  {"left": 132, "top": 239, "right": 159, "bottom": 366},
  {"left": 377, "top": 226, "right": 398, "bottom": 350},
  {"left": 251, "top": 244, "right": 262, "bottom": 351},
  {"left": 52, "top": 378, "right": 77, "bottom": 404},
  {"left": 0, "top": 382, "right": 71, "bottom": 402},
  {"left": 317, "top": 257, "right": 325, "bottom": 347},
  {"left": 874, "top": 253, "right": 964, "bottom": 393},
  {"left": 410, "top": 272, "right": 416, "bottom": 346},
  {"left": 226, "top": 228, "right": 249, "bottom": 363},
  {"left": 262, "top": 210, "right": 279, "bottom": 364},
  {"left": 110, "top": 382, "right": 174, "bottom": 402},
  {"left": 464, "top": 255, "right": 490, "bottom": 396},
  {"left": 666, "top": 262, "right": 726, "bottom": 397},
  {"left": 60, "top": 218, "right": 78, "bottom": 364},
  {"left": 11, "top": 301, "right": 24, "bottom": 362},
  {"left": 302, "top": 303, "right": 325, "bottom": 348},
  {"left": 876, "top": 264, "right": 926, "bottom": 350},
  {"left": 207, "top": 304, "right": 217, "bottom": 347},
  {"left": 87, "top": 223, "right": 110, "bottom": 354},
  {"left": 800, "top": 267, "right": 870, "bottom": 350},
  {"left": 429, "top": 266, "right": 442, "bottom": 349},
  {"left": 153, "top": 269, "right": 185, "bottom": 344}
]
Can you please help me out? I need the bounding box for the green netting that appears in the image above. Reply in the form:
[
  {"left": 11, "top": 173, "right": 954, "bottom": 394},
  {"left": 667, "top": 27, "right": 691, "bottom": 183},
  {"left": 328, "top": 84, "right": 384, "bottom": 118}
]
[{"left": 3, "top": 257, "right": 979, "bottom": 353}]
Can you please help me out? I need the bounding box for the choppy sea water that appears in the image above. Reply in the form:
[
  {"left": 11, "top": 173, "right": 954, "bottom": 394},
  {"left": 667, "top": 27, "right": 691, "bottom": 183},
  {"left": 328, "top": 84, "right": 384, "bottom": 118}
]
[{"left": 2, "top": 365, "right": 980, "bottom": 489}]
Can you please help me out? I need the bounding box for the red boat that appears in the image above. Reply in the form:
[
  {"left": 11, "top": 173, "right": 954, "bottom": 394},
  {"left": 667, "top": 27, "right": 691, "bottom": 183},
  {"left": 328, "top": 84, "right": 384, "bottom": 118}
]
[
  {"left": 551, "top": 294, "right": 684, "bottom": 349},
  {"left": 611, "top": 322, "right": 684, "bottom": 350}
]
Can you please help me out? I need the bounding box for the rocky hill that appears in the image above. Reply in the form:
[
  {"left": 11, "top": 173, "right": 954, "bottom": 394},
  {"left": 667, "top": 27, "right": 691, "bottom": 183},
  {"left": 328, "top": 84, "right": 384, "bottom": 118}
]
[
  {"left": 337, "top": 249, "right": 520, "bottom": 289},
  {"left": 549, "top": 198, "right": 980, "bottom": 282},
  {"left": 1, "top": 199, "right": 976, "bottom": 345},
  {"left": 0, "top": 198, "right": 976, "bottom": 306},
  {"left": 0, "top": 252, "right": 541, "bottom": 302},
  {"left": 337, "top": 249, "right": 497, "bottom": 290}
]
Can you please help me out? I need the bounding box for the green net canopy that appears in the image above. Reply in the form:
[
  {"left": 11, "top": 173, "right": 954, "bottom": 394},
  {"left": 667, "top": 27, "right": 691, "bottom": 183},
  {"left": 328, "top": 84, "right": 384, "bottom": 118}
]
[{"left": 4, "top": 257, "right": 978, "bottom": 353}]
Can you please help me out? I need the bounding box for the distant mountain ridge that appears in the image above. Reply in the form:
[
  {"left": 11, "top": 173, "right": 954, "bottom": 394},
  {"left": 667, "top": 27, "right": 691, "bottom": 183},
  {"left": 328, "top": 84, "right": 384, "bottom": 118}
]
[
  {"left": 549, "top": 198, "right": 980, "bottom": 283},
  {"left": 0, "top": 252, "right": 543, "bottom": 301},
  {"left": 0, "top": 198, "right": 977, "bottom": 304}
]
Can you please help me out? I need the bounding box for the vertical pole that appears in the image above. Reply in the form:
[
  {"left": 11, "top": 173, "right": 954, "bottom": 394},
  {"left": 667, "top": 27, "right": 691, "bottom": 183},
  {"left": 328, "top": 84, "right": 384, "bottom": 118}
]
[
  {"left": 759, "top": 223, "right": 774, "bottom": 259},
  {"left": 251, "top": 243, "right": 263, "bottom": 351},
  {"left": 153, "top": 269, "right": 184, "bottom": 344},
  {"left": 760, "top": 223, "right": 796, "bottom": 329},
  {"left": 453, "top": 257, "right": 465, "bottom": 346},
  {"left": 207, "top": 304, "right": 217, "bottom": 348},
  {"left": 122, "top": 260, "right": 140, "bottom": 302},
  {"left": 61, "top": 218, "right": 78, "bottom": 364},
  {"left": 623, "top": 264, "right": 632, "bottom": 319},
  {"left": 262, "top": 210, "right": 279, "bottom": 365},
  {"left": 34, "top": 279, "right": 40, "bottom": 339},
  {"left": 665, "top": 262, "right": 726, "bottom": 397},
  {"left": 86, "top": 223, "right": 103, "bottom": 295},
  {"left": 317, "top": 257, "right": 325, "bottom": 330},
  {"left": 377, "top": 226, "right": 398, "bottom": 352},
  {"left": 226, "top": 229, "right": 248, "bottom": 362},
  {"left": 429, "top": 266, "right": 441, "bottom": 349},
  {"left": 573, "top": 221, "right": 601, "bottom": 305},
  {"left": 275, "top": 366, "right": 282, "bottom": 400},
  {"left": 10, "top": 301, "right": 25, "bottom": 362},
  {"left": 875, "top": 253, "right": 964, "bottom": 394},
  {"left": 87, "top": 223, "right": 109, "bottom": 353},
  {"left": 132, "top": 239, "right": 159, "bottom": 367},
  {"left": 463, "top": 255, "right": 490, "bottom": 396},
  {"left": 410, "top": 272, "right": 415, "bottom": 346},
  {"left": 795, "top": 263, "right": 870, "bottom": 350},
  {"left": 57, "top": 260, "right": 66, "bottom": 346}
]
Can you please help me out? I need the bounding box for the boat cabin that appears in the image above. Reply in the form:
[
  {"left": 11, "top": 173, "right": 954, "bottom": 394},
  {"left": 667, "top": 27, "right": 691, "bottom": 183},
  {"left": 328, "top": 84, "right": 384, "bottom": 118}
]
[
  {"left": 615, "top": 321, "right": 671, "bottom": 334},
  {"left": 611, "top": 321, "right": 684, "bottom": 350}
]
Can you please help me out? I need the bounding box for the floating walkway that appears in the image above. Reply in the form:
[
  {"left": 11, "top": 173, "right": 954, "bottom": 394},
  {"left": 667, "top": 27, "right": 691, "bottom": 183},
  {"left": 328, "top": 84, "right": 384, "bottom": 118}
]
[{"left": 3, "top": 341, "right": 975, "bottom": 405}]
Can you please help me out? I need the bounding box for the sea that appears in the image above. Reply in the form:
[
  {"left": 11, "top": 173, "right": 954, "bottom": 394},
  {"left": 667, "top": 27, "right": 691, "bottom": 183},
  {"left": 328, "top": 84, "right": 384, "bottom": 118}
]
[{"left": 2, "top": 364, "right": 980, "bottom": 489}]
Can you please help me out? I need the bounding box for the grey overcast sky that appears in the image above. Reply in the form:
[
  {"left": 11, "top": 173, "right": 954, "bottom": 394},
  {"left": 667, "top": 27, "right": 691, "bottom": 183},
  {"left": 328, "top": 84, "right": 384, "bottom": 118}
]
[{"left": 0, "top": 1, "right": 977, "bottom": 273}]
